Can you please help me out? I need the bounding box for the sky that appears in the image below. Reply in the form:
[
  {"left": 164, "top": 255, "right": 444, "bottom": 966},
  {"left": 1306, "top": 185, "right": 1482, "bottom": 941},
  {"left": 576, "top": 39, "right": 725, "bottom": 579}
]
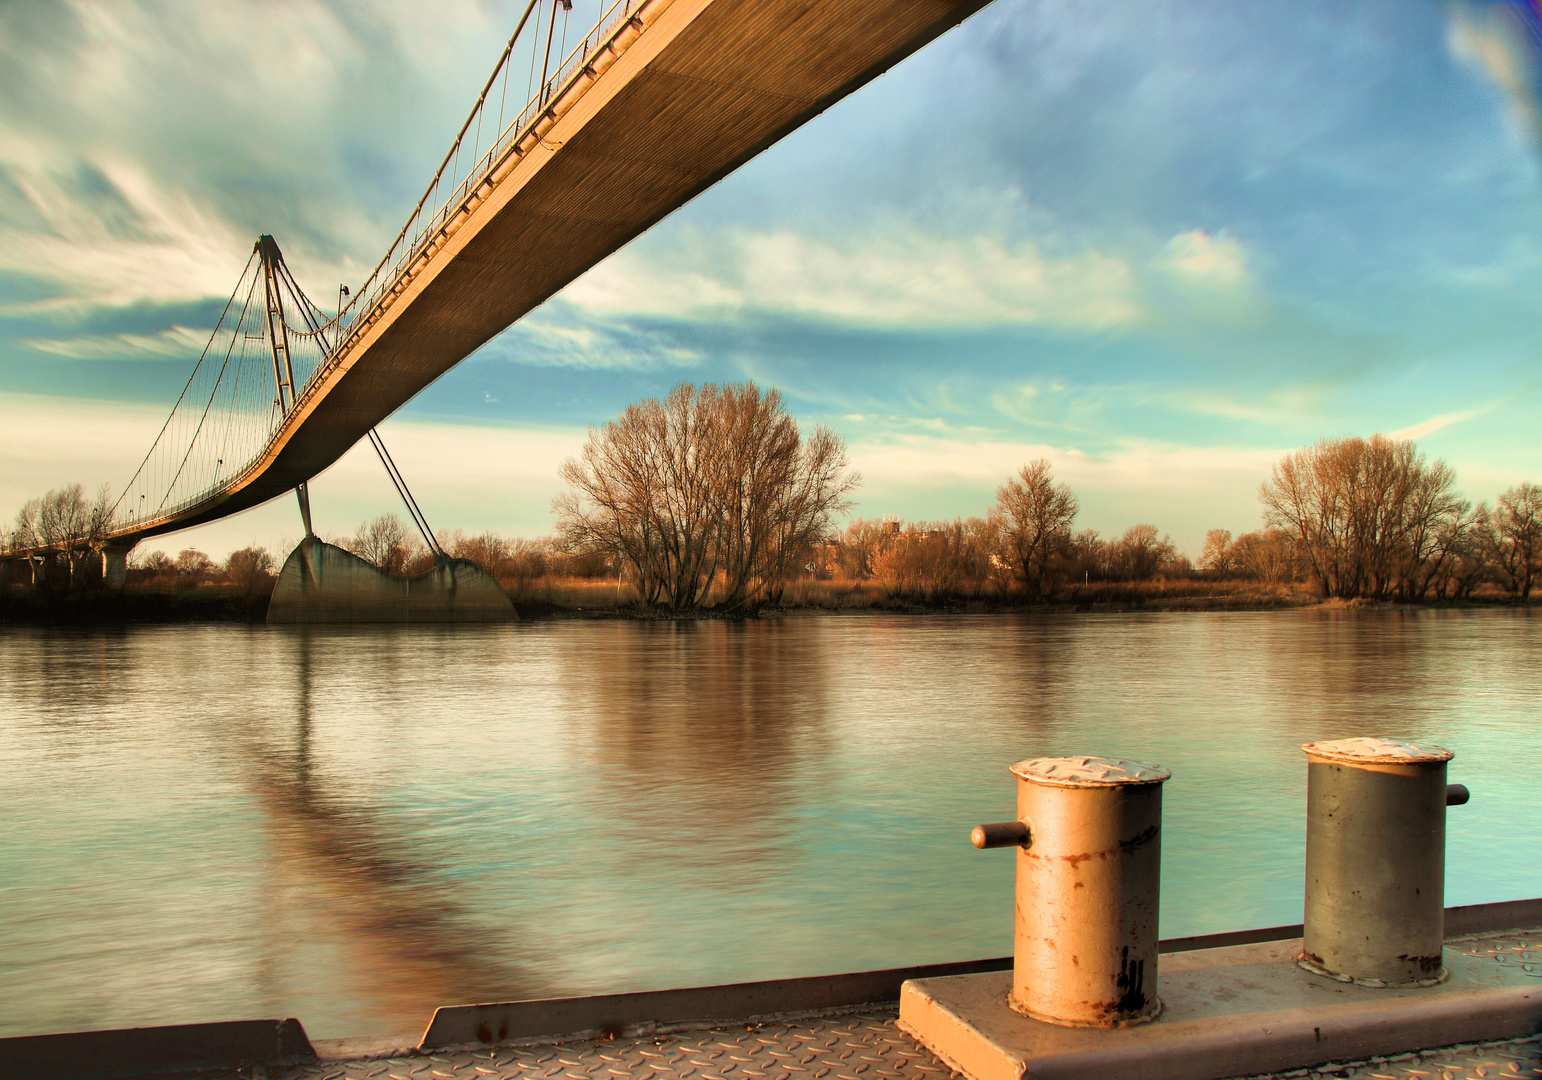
[{"left": 2, "top": 0, "right": 1541, "bottom": 560}]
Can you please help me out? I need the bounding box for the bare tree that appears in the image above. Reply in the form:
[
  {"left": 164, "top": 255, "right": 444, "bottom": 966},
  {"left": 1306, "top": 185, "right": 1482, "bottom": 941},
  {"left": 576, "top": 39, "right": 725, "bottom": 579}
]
[
  {"left": 31, "top": 484, "right": 110, "bottom": 548},
  {"left": 1065, "top": 528, "right": 1107, "bottom": 583},
  {"left": 134, "top": 550, "right": 174, "bottom": 578},
  {"left": 1260, "top": 435, "right": 1467, "bottom": 599},
  {"left": 36, "top": 485, "right": 89, "bottom": 547},
  {"left": 350, "top": 513, "right": 410, "bottom": 575},
  {"left": 1199, "top": 529, "right": 1235, "bottom": 577},
  {"left": 224, "top": 547, "right": 275, "bottom": 594},
  {"left": 7, "top": 483, "right": 112, "bottom": 560},
  {"left": 871, "top": 529, "right": 918, "bottom": 598},
  {"left": 403, "top": 537, "right": 436, "bottom": 577},
  {"left": 1230, "top": 529, "right": 1299, "bottom": 586},
  {"left": 450, "top": 532, "right": 511, "bottom": 577},
  {"left": 994, "top": 460, "right": 1078, "bottom": 600},
  {"left": 556, "top": 385, "right": 717, "bottom": 608},
  {"left": 11, "top": 498, "right": 40, "bottom": 547},
  {"left": 836, "top": 519, "right": 884, "bottom": 580},
  {"left": 868, "top": 521, "right": 985, "bottom": 602},
  {"left": 174, "top": 549, "right": 215, "bottom": 588},
  {"left": 1427, "top": 510, "right": 1487, "bottom": 600},
  {"left": 506, "top": 537, "right": 550, "bottom": 589},
  {"left": 723, "top": 413, "right": 858, "bottom": 608},
  {"left": 962, "top": 516, "right": 1001, "bottom": 596},
  {"left": 1482, "top": 482, "right": 1542, "bottom": 599},
  {"left": 555, "top": 382, "right": 857, "bottom": 611},
  {"left": 25, "top": 484, "right": 114, "bottom": 582},
  {"left": 1106, "top": 524, "right": 1177, "bottom": 580},
  {"left": 1262, "top": 439, "right": 1360, "bottom": 596},
  {"left": 1387, "top": 452, "right": 1470, "bottom": 600}
]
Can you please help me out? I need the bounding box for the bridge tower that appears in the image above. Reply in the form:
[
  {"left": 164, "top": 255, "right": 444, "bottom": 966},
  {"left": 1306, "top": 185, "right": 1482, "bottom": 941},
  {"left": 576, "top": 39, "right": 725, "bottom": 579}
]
[{"left": 257, "top": 235, "right": 315, "bottom": 537}]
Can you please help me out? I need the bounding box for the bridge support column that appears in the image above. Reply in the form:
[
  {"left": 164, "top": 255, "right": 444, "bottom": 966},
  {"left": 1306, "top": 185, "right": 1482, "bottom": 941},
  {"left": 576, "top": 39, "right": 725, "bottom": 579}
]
[
  {"left": 296, "top": 483, "right": 314, "bottom": 537},
  {"left": 102, "top": 541, "right": 135, "bottom": 591},
  {"left": 0, "top": 559, "right": 14, "bottom": 590}
]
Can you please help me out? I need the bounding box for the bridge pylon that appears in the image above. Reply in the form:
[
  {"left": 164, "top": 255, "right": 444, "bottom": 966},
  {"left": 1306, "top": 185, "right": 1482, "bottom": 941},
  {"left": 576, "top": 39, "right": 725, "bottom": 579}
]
[{"left": 256, "top": 234, "right": 320, "bottom": 540}]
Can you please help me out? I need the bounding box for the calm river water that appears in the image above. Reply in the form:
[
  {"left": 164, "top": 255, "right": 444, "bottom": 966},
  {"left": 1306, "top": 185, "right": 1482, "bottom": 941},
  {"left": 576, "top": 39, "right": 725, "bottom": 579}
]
[{"left": 1, "top": 609, "right": 1538, "bottom": 1039}]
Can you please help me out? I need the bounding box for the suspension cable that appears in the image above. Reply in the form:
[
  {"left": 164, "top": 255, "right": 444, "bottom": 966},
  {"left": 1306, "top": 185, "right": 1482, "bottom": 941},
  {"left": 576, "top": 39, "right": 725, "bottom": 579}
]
[
  {"left": 341, "top": 0, "right": 542, "bottom": 329},
  {"left": 367, "top": 428, "right": 444, "bottom": 559},
  {"left": 108, "top": 249, "right": 258, "bottom": 524},
  {"left": 155, "top": 268, "right": 263, "bottom": 515}
]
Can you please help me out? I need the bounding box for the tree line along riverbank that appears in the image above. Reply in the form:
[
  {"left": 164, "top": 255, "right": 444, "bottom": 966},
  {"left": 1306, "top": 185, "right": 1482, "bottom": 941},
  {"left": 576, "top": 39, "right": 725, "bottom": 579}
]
[{"left": 4, "top": 381, "right": 1540, "bottom": 621}]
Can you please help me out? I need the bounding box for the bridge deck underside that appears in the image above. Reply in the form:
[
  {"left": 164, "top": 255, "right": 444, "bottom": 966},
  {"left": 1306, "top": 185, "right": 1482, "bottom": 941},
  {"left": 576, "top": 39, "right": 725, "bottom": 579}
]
[{"left": 148, "top": 0, "right": 987, "bottom": 538}]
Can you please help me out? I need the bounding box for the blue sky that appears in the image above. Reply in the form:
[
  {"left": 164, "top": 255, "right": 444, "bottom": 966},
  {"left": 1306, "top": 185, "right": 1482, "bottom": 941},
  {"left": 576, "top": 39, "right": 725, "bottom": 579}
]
[{"left": 2, "top": 0, "right": 1540, "bottom": 558}]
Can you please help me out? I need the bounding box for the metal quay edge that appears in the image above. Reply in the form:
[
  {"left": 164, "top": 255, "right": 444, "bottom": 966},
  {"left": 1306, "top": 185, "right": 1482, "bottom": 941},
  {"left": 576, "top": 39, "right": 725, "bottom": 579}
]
[{"left": 3, "top": 896, "right": 1540, "bottom": 1080}]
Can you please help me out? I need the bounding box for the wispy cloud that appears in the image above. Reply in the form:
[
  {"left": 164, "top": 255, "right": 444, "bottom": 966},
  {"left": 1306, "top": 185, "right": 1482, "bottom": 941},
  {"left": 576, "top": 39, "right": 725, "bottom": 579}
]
[
  {"left": 495, "top": 310, "right": 705, "bottom": 370},
  {"left": 563, "top": 223, "right": 1145, "bottom": 330},
  {"left": 552, "top": 217, "right": 1273, "bottom": 341},
  {"left": 1390, "top": 397, "right": 1508, "bottom": 440},
  {"left": 23, "top": 324, "right": 213, "bottom": 360},
  {"left": 1446, "top": 0, "right": 1542, "bottom": 147},
  {"left": 1157, "top": 383, "right": 1329, "bottom": 426}
]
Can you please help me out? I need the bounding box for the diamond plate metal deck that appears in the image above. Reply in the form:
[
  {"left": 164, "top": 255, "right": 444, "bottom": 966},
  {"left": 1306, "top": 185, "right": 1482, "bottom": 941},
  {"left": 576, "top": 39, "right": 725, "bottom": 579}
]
[
  {"left": 241, "top": 930, "right": 1542, "bottom": 1080},
  {"left": 277, "top": 1012, "right": 953, "bottom": 1080}
]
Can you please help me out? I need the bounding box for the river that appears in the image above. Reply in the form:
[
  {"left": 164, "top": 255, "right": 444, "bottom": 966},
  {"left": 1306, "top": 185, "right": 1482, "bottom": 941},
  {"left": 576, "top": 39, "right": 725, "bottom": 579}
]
[{"left": 0, "top": 609, "right": 1537, "bottom": 1039}]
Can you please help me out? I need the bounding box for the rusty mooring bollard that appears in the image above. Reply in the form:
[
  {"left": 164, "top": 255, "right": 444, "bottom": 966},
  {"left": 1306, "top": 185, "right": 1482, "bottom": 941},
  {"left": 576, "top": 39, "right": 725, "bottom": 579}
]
[
  {"left": 1300, "top": 737, "right": 1468, "bottom": 987},
  {"left": 973, "top": 755, "right": 1170, "bottom": 1028}
]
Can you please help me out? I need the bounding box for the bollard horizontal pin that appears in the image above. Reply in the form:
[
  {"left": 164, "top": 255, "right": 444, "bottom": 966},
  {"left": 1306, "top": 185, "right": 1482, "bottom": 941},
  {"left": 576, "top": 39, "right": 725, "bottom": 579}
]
[
  {"left": 970, "top": 821, "right": 1030, "bottom": 849},
  {"left": 1446, "top": 783, "right": 1470, "bottom": 806}
]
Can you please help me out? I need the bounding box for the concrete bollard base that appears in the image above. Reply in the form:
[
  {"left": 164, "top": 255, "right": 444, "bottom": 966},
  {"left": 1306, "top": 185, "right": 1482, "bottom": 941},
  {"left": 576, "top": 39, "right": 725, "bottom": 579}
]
[{"left": 898, "top": 938, "right": 1542, "bottom": 1080}]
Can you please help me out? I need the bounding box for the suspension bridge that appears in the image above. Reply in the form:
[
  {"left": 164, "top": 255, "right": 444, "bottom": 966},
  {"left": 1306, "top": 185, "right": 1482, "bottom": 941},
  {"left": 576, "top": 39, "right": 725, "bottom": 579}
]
[{"left": 1, "top": 0, "right": 991, "bottom": 594}]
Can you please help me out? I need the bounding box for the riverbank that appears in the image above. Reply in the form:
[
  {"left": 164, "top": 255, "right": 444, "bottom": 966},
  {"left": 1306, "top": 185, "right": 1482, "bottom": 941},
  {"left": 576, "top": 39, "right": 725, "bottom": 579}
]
[
  {"left": 1, "top": 579, "right": 1532, "bottom": 624},
  {"left": 0, "top": 585, "right": 274, "bottom": 624}
]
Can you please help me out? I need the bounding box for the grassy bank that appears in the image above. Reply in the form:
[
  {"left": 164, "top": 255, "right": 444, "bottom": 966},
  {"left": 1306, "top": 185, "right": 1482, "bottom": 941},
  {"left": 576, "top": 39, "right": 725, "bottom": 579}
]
[
  {"left": 465, "top": 574, "right": 1534, "bottom": 616},
  {"left": 3, "top": 576, "right": 1532, "bottom": 625}
]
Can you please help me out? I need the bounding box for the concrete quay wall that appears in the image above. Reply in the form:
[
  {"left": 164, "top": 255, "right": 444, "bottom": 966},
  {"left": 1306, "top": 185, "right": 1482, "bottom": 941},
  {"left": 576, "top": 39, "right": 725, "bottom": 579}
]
[{"left": 2, "top": 897, "right": 1539, "bottom": 1080}]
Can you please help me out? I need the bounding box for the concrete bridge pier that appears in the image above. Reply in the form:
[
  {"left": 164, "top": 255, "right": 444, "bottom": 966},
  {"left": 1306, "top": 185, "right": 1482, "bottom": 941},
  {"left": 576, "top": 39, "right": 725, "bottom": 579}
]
[
  {"left": 101, "top": 541, "right": 135, "bottom": 591},
  {"left": 267, "top": 536, "right": 516, "bottom": 623}
]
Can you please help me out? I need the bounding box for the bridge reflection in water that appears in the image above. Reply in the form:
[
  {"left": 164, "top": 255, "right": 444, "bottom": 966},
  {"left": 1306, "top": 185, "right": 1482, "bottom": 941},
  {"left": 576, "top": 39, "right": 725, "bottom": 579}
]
[{"left": 238, "top": 630, "right": 553, "bottom": 1030}]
